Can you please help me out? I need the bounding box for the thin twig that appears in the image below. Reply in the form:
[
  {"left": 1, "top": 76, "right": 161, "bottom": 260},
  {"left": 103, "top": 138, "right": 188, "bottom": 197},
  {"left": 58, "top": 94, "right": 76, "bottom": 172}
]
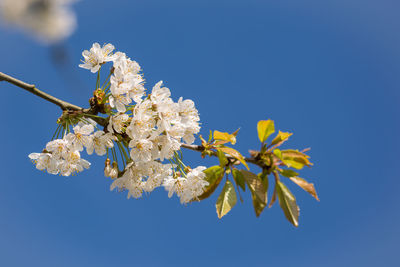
[
  {"left": 180, "top": 143, "right": 260, "bottom": 167},
  {"left": 0, "top": 71, "right": 82, "bottom": 111}
]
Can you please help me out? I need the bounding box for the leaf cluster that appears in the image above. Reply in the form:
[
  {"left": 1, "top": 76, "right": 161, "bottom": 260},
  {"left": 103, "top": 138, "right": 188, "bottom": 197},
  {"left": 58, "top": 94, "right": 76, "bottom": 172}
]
[{"left": 195, "top": 120, "right": 319, "bottom": 226}]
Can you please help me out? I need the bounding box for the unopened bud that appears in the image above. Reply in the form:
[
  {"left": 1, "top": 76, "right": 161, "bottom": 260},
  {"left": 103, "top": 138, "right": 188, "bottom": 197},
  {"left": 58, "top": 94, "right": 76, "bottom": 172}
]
[
  {"left": 109, "top": 162, "right": 119, "bottom": 179},
  {"left": 104, "top": 158, "right": 112, "bottom": 177}
]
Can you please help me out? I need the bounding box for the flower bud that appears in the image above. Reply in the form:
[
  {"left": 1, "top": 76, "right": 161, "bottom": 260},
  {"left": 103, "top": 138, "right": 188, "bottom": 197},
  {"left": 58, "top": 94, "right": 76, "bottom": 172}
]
[
  {"left": 109, "top": 162, "right": 119, "bottom": 179},
  {"left": 104, "top": 158, "right": 112, "bottom": 177}
]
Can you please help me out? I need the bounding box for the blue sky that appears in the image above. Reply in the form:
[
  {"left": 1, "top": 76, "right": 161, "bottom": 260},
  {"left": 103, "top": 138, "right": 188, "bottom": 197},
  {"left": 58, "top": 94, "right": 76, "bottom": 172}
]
[{"left": 0, "top": 0, "right": 399, "bottom": 266}]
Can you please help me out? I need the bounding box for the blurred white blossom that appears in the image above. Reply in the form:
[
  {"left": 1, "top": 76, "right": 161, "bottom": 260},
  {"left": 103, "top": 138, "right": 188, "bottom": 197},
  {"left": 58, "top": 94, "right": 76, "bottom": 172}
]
[{"left": 0, "top": 0, "right": 78, "bottom": 43}]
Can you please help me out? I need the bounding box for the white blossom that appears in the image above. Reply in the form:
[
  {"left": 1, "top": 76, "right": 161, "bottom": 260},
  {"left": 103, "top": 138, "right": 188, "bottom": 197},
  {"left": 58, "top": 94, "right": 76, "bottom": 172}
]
[
  {"left": 107, "top": 113, "right": 129, "bottom": 134},
  {"left": 45, "top": 138, "right": 69, "bottom": 157},
  {"left": 110, "top": 162, "right": 143, "bottom": 199},
  {"left": 109, "top": 94, "right": 131, "bottom": 113},
  {"left": 29, "top": 135, "right": 92, "bottom": 177},
  {"left": 87, "top": 131, "right": 115, "bottom": 156},
  {"left": 126, "top": 100, "right": 155, "bottom": 139},
  {"left": 59, "top": 150, "right": 90, "bottom": 176},
  {"left": 177, "top": 97, "right": 200, "bottom": 144},
  {"left": 66, "top": 123, "right": 94, "bottom": 151},
  {"left": 79, "top": 43, "right": 116, "bottom": 73},
  {"left": 129, "top": 138, "right": 153, "bottom": 162},
  {"left": 163, "top": 176, "right": 186, "bottom": 199},
  {"left": 110, "top": 161, "right": 173, "bottom": 198},
  {"left": 150, "top": 81, "right": 171, "bottom": 104},
  {"left": 184, "top": 166, "right": 208, "bottom": 200},
  {"left": 29, "top": 152, "right": 59, "bottom": 174},
  {"left": 163, "top": 166, "right": 208, "bottom": 204}
]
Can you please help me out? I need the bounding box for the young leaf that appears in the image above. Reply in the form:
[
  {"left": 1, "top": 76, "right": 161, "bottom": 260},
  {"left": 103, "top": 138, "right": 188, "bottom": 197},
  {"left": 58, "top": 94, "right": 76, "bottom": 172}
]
[
  {"left": 273, "top": 148, "right": 282, "bottom": 159},
  {"left": 216, "top": 149, "right": 228, "bottom": 167},
  {"left": 219, "top": 147, "right": 249, "bottom": 170},
  {"left": 281, "top": 149, "right": 312, "bottom": 167},
  {"left": 275, "top": 149, "right": 310, "bottom": 170},
  {"left": 240, "top": 170, "right": 268, "bottom": 203},
  {"left": 281, "top": 149, "right": 310, "bottom": 159},
  {"left": 252, "top": 172, "right": 269, "bottom": 217},
  {"left": 232, "top": 168, "right": 246, "bottom": 191},
  {"left": 270, "top": 131, "right": 292, "bottom": 147},
  {"left": 214, "top": 130, "right": 237, "bottom": 145},
  {"left": 276, "top": 181, "right": 300, "bottom": 227},
  {"left": 241, "top": 170, "right": 268, "bottom": 216},
  {"left": 279, "top": 169, "right": 299, "bottom": 178},
  {"left": 289, "top": 177, "right": 319, "bottom": 201},
  {"left": 281, "top": 159, "right": 305, "bottom": 170},
  {"left": 208, "top": 130, "right": 213, "bottom": 143},
  {"left": 252, "top": 194, "right": 267, "bottom": 217},
  {"left": 257, "top": 120, "right": 275, "bottom": 143},
  {"left": 196, "top": 165, "right": 225, "bottom": 200},
  {"left": 216, "top": 180, "right": 237, "bottom": 219}
]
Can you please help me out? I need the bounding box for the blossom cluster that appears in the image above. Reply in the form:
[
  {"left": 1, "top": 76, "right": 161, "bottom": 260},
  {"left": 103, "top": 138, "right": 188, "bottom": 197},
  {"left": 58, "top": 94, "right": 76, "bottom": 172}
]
[
  {"left": 0, "top": 0, "right": 77, "bottom": 43},
  {"left": 29, "top": 42, "right": 208, "bottom": 204},
  {"left": 29, "top": 121, "right": 115, "bottom": 176}
]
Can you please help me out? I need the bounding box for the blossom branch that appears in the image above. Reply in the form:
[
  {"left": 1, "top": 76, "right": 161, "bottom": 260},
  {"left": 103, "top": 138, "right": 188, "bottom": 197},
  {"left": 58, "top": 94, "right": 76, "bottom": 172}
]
[
  {"left": 0, "top": 71, "right": 263, "bottom": 169},
  {"left": 21, "top": 42, "right": 317, "bottom": 223},
  {"left": 0, "top": 71, "right": 83, "bottom": 111}
]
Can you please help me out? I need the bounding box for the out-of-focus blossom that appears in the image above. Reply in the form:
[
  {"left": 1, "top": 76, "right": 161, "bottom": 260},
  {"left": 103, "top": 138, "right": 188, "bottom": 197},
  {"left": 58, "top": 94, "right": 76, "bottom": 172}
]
[{"left": 0, "top": 0, "right": 78, "bottom": 43}]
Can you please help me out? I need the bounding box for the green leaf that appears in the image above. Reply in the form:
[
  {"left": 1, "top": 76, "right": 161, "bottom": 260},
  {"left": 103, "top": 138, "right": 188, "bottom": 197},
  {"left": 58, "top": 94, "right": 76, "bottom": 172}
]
[
  {"left": 241, "top": 170, "right": 268, "bottom": 216},
  {"left": 214, "top": 130, "right": 237, "bottom": 145},
  {"left": 281, "top": 159, "right": 305, "bottom": 170},
  {"left": 232, "top": 168, "right": 246, "bottom": 191},
  {"left": 281, "top": 149, "right": 310, "bottom": 158},
  {"left": 275, "top": 149, "right": 310, "bottom": 170},
  {"left": 281, "top": 149, "right": 312, "bottom": 167},
  {"left": 252, "top": 194, "right": 266, "bottom": 217},
  {"left": 289, "top": 177, "right": 319, "bottom": 201},
  {"left": 241, "top": 170, "right": 267, "bottom": 203},
  {"left": 273, "top": 149, "right": 282, "bottom": 159},
  {"left": 196, "top": 166, "right": 225, "bottom": 200},
  {"left": 219, "top": 147, "right": 249, "bottom": 170},
  {"left": 216, "top": 149, "right": 228, "bottom": 167},
  {"left": 253, "top": 171, "right": 269, "bottom": 217},
  {"left": 257, "top": 120, "right": 275, "bottom": 143},
  {"left": 216, "top": 180, "right": 237, "bottom": 219},
  {"left": 208, "top": 130, "right": 213, "bottom": 143},
  {"left": 276, "top": 181, "right": 300, "bottom": 227},
  {"left": 279, "top": 169, "right": 299, "bottom": 178},
  {"left": 271, "top": 131, "right": 292, "bottom": 147}
]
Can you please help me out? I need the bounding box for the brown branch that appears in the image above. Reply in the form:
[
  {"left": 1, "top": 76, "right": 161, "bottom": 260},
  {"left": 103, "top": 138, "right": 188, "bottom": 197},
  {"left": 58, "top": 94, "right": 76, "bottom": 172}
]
[
  {"left": 0, "top": 71, "right": 83, "bottom": 111},
  {"left": 0, "top": 71, "right": 263, "bottom": 169}
]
